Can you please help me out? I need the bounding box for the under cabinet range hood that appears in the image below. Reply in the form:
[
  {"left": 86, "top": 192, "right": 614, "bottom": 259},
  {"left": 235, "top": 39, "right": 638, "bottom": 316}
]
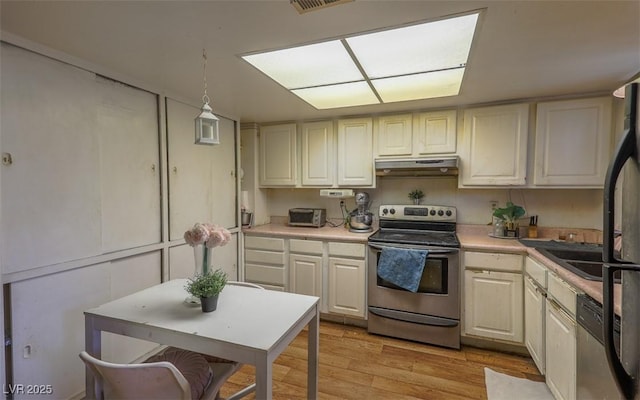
[{"left": 375, "top": 156, "right": 459, "bottom": 177}]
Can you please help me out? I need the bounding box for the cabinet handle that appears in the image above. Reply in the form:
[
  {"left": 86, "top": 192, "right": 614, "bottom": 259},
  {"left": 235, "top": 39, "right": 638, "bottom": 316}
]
[
  {"left": 548, "top": 299, "right": 575, "bottom": 327},
  {"left": 2, "top": 152, "right": 12, "bottom": 165}
]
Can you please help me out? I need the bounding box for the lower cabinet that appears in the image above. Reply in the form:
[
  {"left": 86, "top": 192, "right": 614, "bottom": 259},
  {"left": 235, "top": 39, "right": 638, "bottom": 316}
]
[
  {"left": 524, "top": 256, "right": 548, "bottom": 375},
  {"left": 244, "top": 236, "right": 287, "bottom": 291},
  {"left": 244, "top": 235, "right": 366, "bottom": 318},
  {"left": 463, "top": 251, "right": 524, "bottom": 343},
  {"left": 545, "top": 298, "right": 577, "bottom": 400},
  {"left": 524, "top": 276, "right": 546, "bottom": 374},
  {"left": 289, "top": 239, "right": 323, "bottom": 299},
  {"left": 545, "top": 271, "right": 579, "bottom": 400},
  {"left": 328, "top": 242, "right": 366, "bottom": 318}
]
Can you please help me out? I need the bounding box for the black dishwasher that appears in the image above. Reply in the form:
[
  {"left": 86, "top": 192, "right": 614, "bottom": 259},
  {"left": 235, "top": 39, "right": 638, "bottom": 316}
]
[{"left": 576, "top": 294, "right": 621, "bottom": 399}]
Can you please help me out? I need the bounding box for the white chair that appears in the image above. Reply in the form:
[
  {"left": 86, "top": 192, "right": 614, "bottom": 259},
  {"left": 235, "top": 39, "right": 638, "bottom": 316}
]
[
  {"left": 81, "top": 281, "right": 262, "bottom": 400},
  {"left": 80, "top": 348, "right": 240, "bottom": 400}
]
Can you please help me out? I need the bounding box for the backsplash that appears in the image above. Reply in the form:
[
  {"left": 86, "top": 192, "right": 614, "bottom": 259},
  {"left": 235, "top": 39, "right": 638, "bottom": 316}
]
[{"left": 265, "top": 176, "right": 604, "bottom": 229}]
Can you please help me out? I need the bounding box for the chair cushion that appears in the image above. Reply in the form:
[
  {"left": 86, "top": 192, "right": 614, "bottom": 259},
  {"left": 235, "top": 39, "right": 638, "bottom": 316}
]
[{"left": 146, "top": 347, "right": 212, "bottom": 400}]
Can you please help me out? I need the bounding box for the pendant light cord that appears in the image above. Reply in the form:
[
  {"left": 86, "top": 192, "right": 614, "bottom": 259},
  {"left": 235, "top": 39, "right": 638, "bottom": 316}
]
[{"left": 202, "top": 49, "right": 210, "bottom": 105}]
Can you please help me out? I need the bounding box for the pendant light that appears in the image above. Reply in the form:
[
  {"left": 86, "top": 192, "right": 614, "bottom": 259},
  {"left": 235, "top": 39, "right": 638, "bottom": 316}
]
[{"left": 195, "top": 49, "right": 220, "bottom": 145}]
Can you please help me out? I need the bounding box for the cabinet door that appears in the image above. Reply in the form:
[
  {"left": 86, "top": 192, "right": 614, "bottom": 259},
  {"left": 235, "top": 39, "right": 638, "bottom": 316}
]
[
  {"left": 546, "top": 298, "right": 577, "bottom": 400},
  {"left": 10, "top": 252, "right": 161, "bottom": 400},
  {"left": 376, "top": 114, "right": 413, "bottom": 157},
  {"left": 1, "top": 44, "right": 102, "bottom": 273},
  {"left": 328, "top": 257, "right": 366, "bottom": 317},
  {"left": 460, "top": 104, "right": 529, "bottom": 186},
  {"left": 289, "top": 254, "right": 322, "bottom": 298},
  {"left": 534, "top": 97, "right": 612, "bottom": 186},
  {"left": 414, "top": 110, "right": 457, "bottom": 155},
  {"left": 464, "top": 269, "right": 524, "bottom": 343},
  {"left": 524, "top": 277, "right": 546, "bottom": 374},
  {"left": 337, "top": 118, "right": 374, "bottom": 186},
  {"left": 96, "top": 76, "right": 161, "bottom": 253},
  {"left": 301, "top": 121, "right": 334, "bottom": 186},
  {"left": 259, "top": 123, "right": 297, "bottom": 186},
  {"left": 167, "top": 99, "right": 238, "bottom": 240}
]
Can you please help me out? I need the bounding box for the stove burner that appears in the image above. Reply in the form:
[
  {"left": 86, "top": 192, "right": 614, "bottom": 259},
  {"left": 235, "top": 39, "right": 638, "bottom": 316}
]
[
  {"left": 368, "top": 229, "right": 460, "bottom": 248},
  {"left": 369, "top": 204, "right": 460, "bottom": 248}
]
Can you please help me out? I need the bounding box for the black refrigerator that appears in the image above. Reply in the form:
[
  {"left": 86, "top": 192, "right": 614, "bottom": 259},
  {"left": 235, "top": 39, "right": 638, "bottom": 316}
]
[{"left": 603, "top": 82, "right": 640, "bottom": 399}]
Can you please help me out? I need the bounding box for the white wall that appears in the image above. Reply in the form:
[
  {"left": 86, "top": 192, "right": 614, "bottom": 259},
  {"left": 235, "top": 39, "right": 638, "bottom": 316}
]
[{"left": 266, "top": 180, "right": 604, "bottom": 229}]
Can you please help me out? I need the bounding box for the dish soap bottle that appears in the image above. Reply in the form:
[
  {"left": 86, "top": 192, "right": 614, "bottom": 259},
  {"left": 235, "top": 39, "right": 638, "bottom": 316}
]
[{"left": 493, "top": 219, "right": 505, "bottom": 237}]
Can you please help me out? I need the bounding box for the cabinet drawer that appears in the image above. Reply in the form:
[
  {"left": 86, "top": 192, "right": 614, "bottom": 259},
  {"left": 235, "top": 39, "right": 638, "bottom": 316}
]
[
  {"left": 245, "top": 249, "right": 285, "bottom": 265},
  {"left": 525, "top": 257, "right": 548, "bottom": 289},
  {"left": 465, "top": 251, "right": 523, "bottom": 272},
  {"left": 548, "top": 272, "right": 578, "bottom": 316},
  {"left": 328, "top": 242, "right": 365, "bottom": 258},
  {"left": 244, "top": 236, "right": 285, "bottom": 251},
  {"left": 245, "top": 263, "right": 286, "bottom": 286},
  {"left": 290, "top": 239, "right": 323, "bottom": 255}
]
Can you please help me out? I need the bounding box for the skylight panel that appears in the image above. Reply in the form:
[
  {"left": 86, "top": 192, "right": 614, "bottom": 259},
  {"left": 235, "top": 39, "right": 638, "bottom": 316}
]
[
  {"left": 240, "top": 11, "right": 480, "bottom": 109},
  {"left": 372, "top": 68, "right": 465, "bottom": 103},
  {"left": 345, "top": 13, "right": 478, "bottom": 78},
  {"left": 292, "top": 81, "right": 379, "bottom": 109},
  {"left": 242, "top": 40, "right": 363, "bottom": 89}
]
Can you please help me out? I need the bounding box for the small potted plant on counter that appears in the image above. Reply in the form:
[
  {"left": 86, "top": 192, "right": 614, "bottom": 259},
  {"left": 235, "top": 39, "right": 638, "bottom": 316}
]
[
  {"left": 185, "top": 268, "right": 228, "bottom": 312},
  {"left": 408, "top": 189, "right": 425, "bottom": 205},
  {"left": 492, "top": 201, "right": 526, "bottom": 237}
]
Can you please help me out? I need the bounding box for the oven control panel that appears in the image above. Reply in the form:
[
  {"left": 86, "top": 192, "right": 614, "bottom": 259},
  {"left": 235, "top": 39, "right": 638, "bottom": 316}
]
[{"left": 378, "top": 204, "right": 456, "bottom": 222}]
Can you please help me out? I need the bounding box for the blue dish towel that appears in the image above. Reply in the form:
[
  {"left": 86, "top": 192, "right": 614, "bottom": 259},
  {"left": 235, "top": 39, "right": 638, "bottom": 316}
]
[{"left": 377, "top": 247, "right": 428, "bottom": 293}]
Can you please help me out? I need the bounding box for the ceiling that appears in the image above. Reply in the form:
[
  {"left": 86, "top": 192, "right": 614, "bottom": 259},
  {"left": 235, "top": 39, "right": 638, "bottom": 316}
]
[{"left": 1, "top": 1, "right": 639, "bottom": 124}]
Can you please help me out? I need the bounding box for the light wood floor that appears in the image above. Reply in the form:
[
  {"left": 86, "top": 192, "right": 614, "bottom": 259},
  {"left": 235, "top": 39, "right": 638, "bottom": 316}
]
[{"left": 219, "top": 320, "right": 543, "bottom": 399}]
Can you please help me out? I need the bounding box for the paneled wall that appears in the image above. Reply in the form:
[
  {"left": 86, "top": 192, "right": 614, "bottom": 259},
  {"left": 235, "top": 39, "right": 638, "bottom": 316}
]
[{"left": 0, "top": 42, "right": 239, "bottom": 398}]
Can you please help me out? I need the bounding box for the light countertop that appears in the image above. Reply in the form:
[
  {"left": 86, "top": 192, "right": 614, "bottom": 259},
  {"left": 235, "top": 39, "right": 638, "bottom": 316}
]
[
  {"left": 243, "top": 222, "right": 620, "bottom": 314},
  {"left": 242, "top": 221, "right": 372, "bottom": 243}
]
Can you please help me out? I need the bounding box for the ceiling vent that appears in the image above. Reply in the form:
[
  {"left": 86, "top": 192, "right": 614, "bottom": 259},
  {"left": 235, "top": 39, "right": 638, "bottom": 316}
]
[{"left": 291, "top": 0, "right": 353, "bottom": 14}]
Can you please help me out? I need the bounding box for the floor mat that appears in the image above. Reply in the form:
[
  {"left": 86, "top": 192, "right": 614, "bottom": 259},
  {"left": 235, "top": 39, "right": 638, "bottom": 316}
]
[{"left": 484, "top": 367, "right": 553, "bottom": 400}]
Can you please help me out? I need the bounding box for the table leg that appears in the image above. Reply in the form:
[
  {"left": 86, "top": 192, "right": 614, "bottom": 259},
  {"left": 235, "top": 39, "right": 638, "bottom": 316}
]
[
  {"left": 255, "top": 355, "right": 272, "bottom": 399},
  {"left": 84, "top": 315, "right": 102, "bottom": 400},
  {"left": 307, "top": 305, "right": 319, "bottom": 399}
]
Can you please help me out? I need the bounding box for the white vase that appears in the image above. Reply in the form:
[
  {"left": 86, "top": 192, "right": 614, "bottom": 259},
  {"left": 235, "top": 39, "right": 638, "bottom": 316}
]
[{"left": 193, "top": 244, "right": 213, "bottom": 276}]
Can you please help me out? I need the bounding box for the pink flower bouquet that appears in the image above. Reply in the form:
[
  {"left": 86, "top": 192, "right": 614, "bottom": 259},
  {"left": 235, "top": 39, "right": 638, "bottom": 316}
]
[{"left": 184, "top": 223, "right": 231, "bottom": 248}]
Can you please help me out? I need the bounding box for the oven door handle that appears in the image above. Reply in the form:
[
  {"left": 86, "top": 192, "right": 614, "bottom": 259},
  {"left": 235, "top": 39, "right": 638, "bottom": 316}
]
[{"left": 368, "top": 243, "right": 458, "bottom": 254}]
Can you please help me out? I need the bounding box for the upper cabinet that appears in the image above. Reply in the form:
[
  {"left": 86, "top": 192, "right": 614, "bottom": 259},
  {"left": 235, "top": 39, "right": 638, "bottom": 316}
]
[
  {"left": 459, "top": 104, "right": 529, "bottom": 187},
  {"left": 533, "top": 97, "right": 612, "bottom": 187},
  {"left": 375, "top": 111, "right": 457, "bottom": 157},
  {"left": 414, "top": 110, "right": 457, "bottom": 155},
  {"left": 375, "top": 114, "right": 413, "bottom": 157},
  {"left": 259, "top": 119, "right": 374, "bottom": 188},
  {"left": 257, "top": 97, "right": 613, "bottom": 189},
  {"left": 337, "top": 117, "right": 374, "bottom": 187},
  {"left": 301, "top": 121, "right": 334, "bottom": 186},
  {"left": 259, "top": 123, "right": 297, "bottom": 187}
]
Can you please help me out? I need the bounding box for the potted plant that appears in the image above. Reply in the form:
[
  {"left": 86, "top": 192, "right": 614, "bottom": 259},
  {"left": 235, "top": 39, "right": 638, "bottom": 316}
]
[
  {"left": 408, "top": 189, "right": 425, "bottom": 205},
  {"left": 184, "top": 268, "right": 228, "bottom": 312},
  {"left": 492, "top": 201, "right": 526, "bottom": 237}
]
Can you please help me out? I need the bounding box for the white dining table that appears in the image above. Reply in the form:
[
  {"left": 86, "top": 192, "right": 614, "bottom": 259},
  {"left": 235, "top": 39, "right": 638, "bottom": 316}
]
[{"left": 84, "top": 279, "right": 319, "bottom": 399}]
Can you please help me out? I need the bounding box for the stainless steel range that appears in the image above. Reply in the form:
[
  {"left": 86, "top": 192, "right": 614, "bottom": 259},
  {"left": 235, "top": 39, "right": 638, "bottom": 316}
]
[{"left": 367, "top": 204, "right": 461, "bottom": 349}]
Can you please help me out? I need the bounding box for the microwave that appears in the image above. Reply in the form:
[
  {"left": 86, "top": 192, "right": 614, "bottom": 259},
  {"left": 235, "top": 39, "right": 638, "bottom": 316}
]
[{"left": 288, "top": 208, "right": 326, "bottom": 227}]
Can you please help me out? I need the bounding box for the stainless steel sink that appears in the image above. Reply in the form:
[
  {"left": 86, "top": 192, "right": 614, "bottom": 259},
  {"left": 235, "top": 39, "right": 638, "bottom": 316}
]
[{"left": 519, "top": 239, "right": 620, "bottom": 282}]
